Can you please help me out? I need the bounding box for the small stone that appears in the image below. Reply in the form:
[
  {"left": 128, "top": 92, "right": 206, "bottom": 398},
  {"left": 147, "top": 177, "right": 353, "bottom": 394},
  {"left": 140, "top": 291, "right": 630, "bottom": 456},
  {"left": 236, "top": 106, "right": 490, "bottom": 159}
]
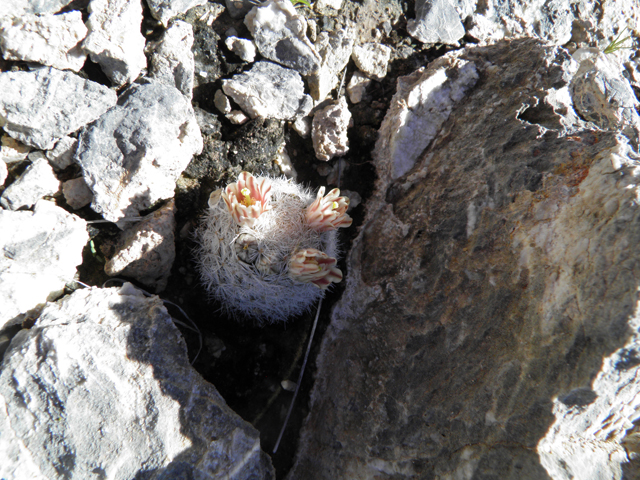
[
  {"left": 347, "top": 70, "right": 372, "bottom": 104},
  {"left": 316, "top": 0, "right": 343, "bottom": 10},
  {"left": 292, "top": 116, "right": 312, "bottom": 137},
  {"left": 0, "top": 161, "right": 6, "bottom": 187},
  {"left": 2, "top": 0, "right": 74, "bottom": 16},
  {"left": 0, "top": 157, "right": 60, "bottom": 210},
  {"left": 0, "top": 136, "right": 30, "bottom": 163},
  {"left": 62, "top": 177, "right": 93, "bottom": 210},
  {"left": 224, "top": 36, "right": 256, "bottom": 62},
  {"left": 147, "top": 0, "right": 208, "bottom": 26},
  {"left": 226, "top": 110, "right": 249, "bottom": 125},
  {"left": 46, "top": 136, "right": 78, "bottom": 170},
  {"left": 214, "top": 89, "right": 232, "bottom": 114},
  {"left": 311, "top": 97, "right": 351, "bottom": 161},
  {"left": 351, "top": 43, "right": 392, "bottom": 80},
  {"left": 0, "top": 12, "right": 87, "bottom": 71},
  {"left": 407, "top": 0, "right": 466, "bottom": 45}
]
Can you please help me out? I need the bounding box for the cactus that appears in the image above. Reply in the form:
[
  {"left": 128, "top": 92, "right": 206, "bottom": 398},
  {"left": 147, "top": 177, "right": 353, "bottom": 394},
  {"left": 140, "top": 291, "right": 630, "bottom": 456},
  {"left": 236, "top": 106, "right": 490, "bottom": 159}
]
[{"left": 195, "top": 172, "right": 352, "bottom": 323}]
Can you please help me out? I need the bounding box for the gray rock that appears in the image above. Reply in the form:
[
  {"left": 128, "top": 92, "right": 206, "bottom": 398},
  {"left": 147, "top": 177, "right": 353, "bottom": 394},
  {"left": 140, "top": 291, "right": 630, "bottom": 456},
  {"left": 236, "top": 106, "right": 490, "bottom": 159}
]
[
  {"left": 225, "top": 35, "right": 256, "bottom": 63},
  {"left": 245, "top": 0, "right": 321, "bottom": 76},
  {"left": 351, "top": 42, "right": 392, "bottom": 81},
  {"left": 226, "top": 110, "right": 250, "bottom": 125},
  {"left": 146, "top": 20, "right": 195, "bottom": 98},
  {"left": 407, "top": 0, "right": 466, "bottom": 45},
  {"left": 0, "top": 283, "right": 275, "bottom": 479},
  {"left": 147, "top": 0, "right": 208, "bottom": 26},
  {"left": 0, "top": 67, "right": 117, "bottom": 150},
  {"left": 214, "top": 89, "right": 232, "bottom": 114},
  {"left": 0, "top": 200, "right": 87, "bottom": 330},
  {"left": 62, "top": 177, "right": 93, "bottom": 209},
  {"left": 46, "top": 136, "right": 78, "bottom": 170},
  {"left": 0, "top": 12, "right": 88, "bottom": 72},
  {"left": 308, "top": 29, "right": 354, "bottom": 101},
  {"left": 289, "top": 39, "right": 640, "bottom": 479},
  {"left": 311, "top": 97, "right": 351, "bottom": 161},
  {"left": 75, "top": 80, "right": 203, "bottom": 225},
  {"left": 105, "top": 199, "right": 176, "bottom": 292},
  {"left": 222, "top": 61, "right": 313, "bottom": 120},
  {"left": 225, "top": 0, "right": 255, "bottom": 19},
  {"left": 0, "top": 156, "right": 60, "bottom": 210},
  {"left": 83, "top": 0, "right": 147, "bottom": 86},
  {"left": 2, "top": 0, "right": 75, "bottom": 16},
  {"left": 346, "top": 70, "right": 371, "bottom": 104}
]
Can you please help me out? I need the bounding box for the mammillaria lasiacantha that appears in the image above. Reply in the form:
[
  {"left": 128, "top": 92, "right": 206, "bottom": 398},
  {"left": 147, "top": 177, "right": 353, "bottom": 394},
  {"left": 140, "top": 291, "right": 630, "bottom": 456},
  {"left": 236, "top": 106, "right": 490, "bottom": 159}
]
[{"left": 195, "top": 171, "right": 351, "bottom": 323}]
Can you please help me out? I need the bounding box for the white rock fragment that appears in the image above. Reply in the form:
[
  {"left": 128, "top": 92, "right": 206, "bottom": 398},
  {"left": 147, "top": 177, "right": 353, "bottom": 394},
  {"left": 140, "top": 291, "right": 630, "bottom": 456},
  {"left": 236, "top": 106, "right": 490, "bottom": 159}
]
[
  {"left": 222, "top": 61, "right": 313, "bottom": 120},
  {"left": 308, "top": 30, "right": 354, "bottom": 101},
  {"left": 225, "top": 35, "right": 256, "bottom": 62},
  {"left": 0, "top": 12, "right": 87, "bottom": 72},
  {"left": 214, "top": 89, "right": 232, "bottom": 114},
  {"left": 105, "top": 200, "right": 176, "bottom": 292},
  {"left": 0, "top": 67, "right": 117, "bottom": 150},
  {"left": 0, "top": 161, "right": 6, "bottom": 187},
  {"left": 0, "top": 136, "right": 30, "bottom": 163},
  {"left": 76, "top": 80, "right": 203, "bottom": 225},
  {"left": 352, "top": 43, "right": 392, "bottom": 80},
  {"left": 83, "top": 0, "right": 147, "bottom": 86},
  {"left": 245, "top": 0, "right": 321, "bottom": 76},
  {"left": 292, "top": 115, "right": 312, "bottom": 137},
  {"left": 0, "top": 200, "right": 87, "bottom": 330},
  {"left": 0, "top": 157, "right": 60, "bottom": 210},
  {"left": 226, "top": 110, "right": 249, "bottom": 125},
  {"left": 46, "top": 136, "right": 78, "bottom": 170},
  {"left": 62, "top": 177, "right": 93, "bottom": 209},
  {"left": 408, "top": 0, "right": 466, "bottom": 45},
  {"left": 311, "top": 97, "right": 352, "bottom": 162},
  {"left": 2, "top": 0, "right": 74, "bottom": 16},
  {"left": 147, "top": 0, "right": 208, "bottom": 26},
  {"left": 347, "top": 70, "right": 372, "bottom": 104},
  {"left": 146, "top": 20, "right": 195, "bottom": 98}
]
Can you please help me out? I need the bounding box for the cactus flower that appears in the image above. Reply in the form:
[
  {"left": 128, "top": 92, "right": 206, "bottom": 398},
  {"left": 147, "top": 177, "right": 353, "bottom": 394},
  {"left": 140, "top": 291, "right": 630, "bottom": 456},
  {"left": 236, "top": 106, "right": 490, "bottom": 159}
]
[
  {"left": 305, "top": 187, "right": 352, "bottom": 232},
  {"left": 288, "top": 248, "right": 343, "bottom": 289},
  {"left": 222, "top": 171, "right": 272, "bottom": 227}
]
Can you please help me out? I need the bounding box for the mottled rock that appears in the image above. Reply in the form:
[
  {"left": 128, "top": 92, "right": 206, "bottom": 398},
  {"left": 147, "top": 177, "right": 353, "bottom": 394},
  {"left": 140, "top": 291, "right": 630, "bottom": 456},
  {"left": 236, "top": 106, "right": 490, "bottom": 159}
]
[
  {"left": 62, "top": 177, "right": 93, "bottom": 209},
  {"left": 0, "top": 200, "right": 87, "bottom": 330},
  {"left": 83, "top": 0, "right": 147, "bottom": 86},
  {"left": 308, "top": 29, "right": 353, "bottom": 101},
  {"left": 76, "top": 80, "right": 202, "bottom": 225},
  {"left": 346, "top": 70, "right": 371, "bottom": 104},
  {"left": 0, "top": 12, "right": 87, "bottom": 71},
  {"left": 245, "top": 0, "right": 321, "bottom": 76},
  {"left": 2, "top": 0, "right": 74, "bottom": 16},
  {"left": 351, "top": 43, "right": 392, "bottom": 80},
  {"left": 0, "top": 156, "right": 59, "bottom": 210},
  {"left": 222, "top": 61, "right": 313, "bottom": 120},
  {"left": 105, "top": 200, "right": 176, "bottom": 292},
  {"left": 0, "top": 283, "right": 275, "bottom": 479},
  {"left": 407, "top": 0, "right": 466, "bottom": 45},
  {"left": 147, "top": 0, "right": 208, "bottom": 26},
  {"left": 147, "top": 20, "right": 195, "bottom": 98},
  {"left": 46, "top": 136, "right": 78, "bottom": 170},
  {"left": 225, "top": 36, "right": 256, "bottom": 62},
  {"left": 289, "top": 39, "right": 640, "bottom": 479},
  {"left": 311, "top": 97, "right": 351, "bottom": 161},
  {"left": 0, "top": 67, "right": 117, "bottom": 150}
]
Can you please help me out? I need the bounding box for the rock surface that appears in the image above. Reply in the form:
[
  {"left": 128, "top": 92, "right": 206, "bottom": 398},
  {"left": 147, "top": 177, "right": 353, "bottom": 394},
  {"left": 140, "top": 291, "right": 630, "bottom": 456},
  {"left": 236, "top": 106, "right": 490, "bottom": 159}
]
[
  {"left": 225, "top": 36, "right": 256, "bottom": 63},
  {"left": 62, "top": 177, "right": 93, "bottom": 209},
  {"left": 0, "top": 283, "right": 275, "bottom": 479},
  {"left": 289, "top": 39, "right": 640, "bottom": 479},
  {"left": 147, "top": 0, "right": 208, "bottom": 26},
  {"left": 46, "top": 136, "right": 78, "bottom": 170},
  {"left": 407, "top": 0, "right": 467, "bottom": 45},
  {"left": 351, "top": 43, "right": 392, "bottom": 81},
  {"left": 0, "top": 156, "right": 60, "bottom": 210},
  {"left": 2, "top": 0, "right": 75, "bottom": 16},
  {"left": 311, "top": 97, "right": 351, "bottom": 161}
]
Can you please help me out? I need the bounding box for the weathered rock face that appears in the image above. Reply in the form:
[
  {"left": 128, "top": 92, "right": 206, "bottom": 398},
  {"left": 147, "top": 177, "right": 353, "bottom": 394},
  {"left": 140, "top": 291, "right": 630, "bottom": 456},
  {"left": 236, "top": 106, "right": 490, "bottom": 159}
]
[
  {"left": 289, "top": 39, "right": 640, "bottom": 479},
  {"left": 0, "top": 284, "right": 275, "bottom": 479}
]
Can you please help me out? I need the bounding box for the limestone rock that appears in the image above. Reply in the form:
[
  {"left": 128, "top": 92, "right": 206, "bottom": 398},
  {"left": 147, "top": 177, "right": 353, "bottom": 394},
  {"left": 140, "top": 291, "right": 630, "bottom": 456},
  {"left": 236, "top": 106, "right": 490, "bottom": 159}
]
[
  {"left": 2, "top": 0, "right": 74, "bottom": 16},
  {"left": 311, "top": 97, "right": 351, "bottom": 161},
  {"left": 0, "top": 283, "right": 275, "bottom": 479},
  {"left": 245, "top": 0, "right": 321, "bottom": 76},
  {"left": 147, "top": 0, "right": 208, "bottom": 26},
  {"left": 351, "top": 43, "right": 392, "bottom": 81},
  {"left": 75, "top": 80, "right": 203, "bottom": 225},
  {"left": 46, "top": 136, "right": 78, "bottom": 170},
  {"left": 83, "top": 0, "right": 147, "bottom": 86},
  {"left": 308, "top": 29, "right": 354, "bottom": 101},
  {"left": 346, "top": 70, "right": 371, "bottom": 104},
  {"left": 105, "top": 200, "right": 177, "bottom": 292},
  {"left": 0, "top": 67, "right": 117, "bottom": 150},
  {"left": 289, "top": 39, "right": 640, "bottom": 479},
  {"left": 0, "top": 12, "right": 87, "bottom": 71},
  {"left": 0, "top": 200, "right": 87, "bottom": 330},
  {"left": 222, "top": 61, "right": 313, "bottom": 120},
  {"left": 62, "top": 177, "right": 93, "bottom": 209},
  {"left": 225, "top": 36, "right": 256, "bottom": 63},
  {"left": 407, "top": 0, "right": 466, "bottom": 45},
  {"left": 0, "top": 156, "right": 60, "bottom": 210}
]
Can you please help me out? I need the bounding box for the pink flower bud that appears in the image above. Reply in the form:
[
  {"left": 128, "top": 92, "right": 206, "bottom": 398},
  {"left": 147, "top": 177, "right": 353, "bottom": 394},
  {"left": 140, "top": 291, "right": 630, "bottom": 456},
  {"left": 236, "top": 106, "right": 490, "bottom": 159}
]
[
  {"left": 221, "top": 171, "right": 272, "bottom": 227},
  {"left": 288, "top": 248, "right": 343, "bottom": 289},
  {"left": 305, "top": 187, "right": 352, "bottom": 232}
]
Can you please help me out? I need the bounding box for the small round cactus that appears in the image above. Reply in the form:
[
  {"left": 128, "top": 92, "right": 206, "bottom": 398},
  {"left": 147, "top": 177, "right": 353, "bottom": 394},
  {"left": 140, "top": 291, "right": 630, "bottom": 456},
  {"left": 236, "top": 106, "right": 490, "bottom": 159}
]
[{"left": 195, "top": 171, "right": 352, "bottom": 323}]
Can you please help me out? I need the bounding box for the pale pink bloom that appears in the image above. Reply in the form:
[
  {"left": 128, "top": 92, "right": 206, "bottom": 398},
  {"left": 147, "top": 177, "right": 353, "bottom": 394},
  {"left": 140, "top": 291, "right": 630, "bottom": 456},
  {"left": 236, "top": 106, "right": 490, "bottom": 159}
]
[
  {"left": 221, "top": 171, "right": 272, "bottom": 227},
  {"left": 305, "top": 187, "right": 352, "bottom": 232},
  {"left": 288, "top": 248, "right": 343, "bottom": 289}
]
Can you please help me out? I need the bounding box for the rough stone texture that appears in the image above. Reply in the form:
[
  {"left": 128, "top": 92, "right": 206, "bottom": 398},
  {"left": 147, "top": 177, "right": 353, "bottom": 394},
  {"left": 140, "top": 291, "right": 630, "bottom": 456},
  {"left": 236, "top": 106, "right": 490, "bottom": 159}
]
[
  {"left": 2, "top": 0, "right": 74, "bottom": 16},
  {"left": 289, "top": 39, "right": 640, "bottom": 479},
  {"left": 46, "top": 136, "right": 78, "bottom": 170},
  {"left": 245, "top": 0, "right": 321, "bottom": 76},
  {"left": 147, "top": 20, "right": 195, "bottom": 99},
  {"left": 407, "top": 0, "right": 467, "bottom": 45},
  {"left": 351, "top": 43, "right": 392, "bottom": 81},
  {"left": 105, "top": 199, "right": 177, "bottom": 292},
  {"left": 0, "top": 12, "right": 87, "bottom": 71},
  {"left": 0, "top": 283, "right": 275, "bottom": 479},
  {"left": 0, "top": 136, "right": 30, "bottom": 163},
  {"left": 0, "top": 160, "right": 6, "bottom": 187},
  {"left": 222, "top": 61, "right": 313, "bottom": 120},
  {"left": 62, "top": 177, "right": 93, "bottom": 210},
  {"left": 0, "top": 156, "right": 60, "bottom": 210},
  {"left": 82, "top": 0, "right": 147, "bottom": 86},
  {"left": 0, "top": 67, "right": 117, "bottom": 151},
  {"left": 308, "top": 29, "right": 354, "bottom": 101},
  {"left": 214, "top": 89, "right": 232, "bottom": 114},
  {"left": 0, "top": 200, "right": 87, "bottom": 331},
  {"left": 147, "top": 0, "right": 208, "bottom": 26},
  {"left": 346, "top": 70, "right": 371, "bottom": 104},
  {"left": 75, "top": 80, "right": 203, "bottom": 225},
  {"left": 311, "top": 97, "right": 352, "bottom": 161},
  {"left": 225, "top": 36, "right": 256, "bottom": 63}
]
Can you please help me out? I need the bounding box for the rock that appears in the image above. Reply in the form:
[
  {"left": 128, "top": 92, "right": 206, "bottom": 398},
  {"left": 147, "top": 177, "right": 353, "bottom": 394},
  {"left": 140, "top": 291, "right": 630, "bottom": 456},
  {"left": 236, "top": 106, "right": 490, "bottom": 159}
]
[
  {"left": 0, "top": 156, "right": 60, "bottom": 210},
  {"left": 146, "top": 20, "right": 195, "bottom": 98},
  {"left": 2, "top": 0, "right": 74, "bottom": 16},
  {"left": 0, "top": 136, "right": 30, "bottom": 163},
  {"left": 226, "top": 110, "right": 250, "bottom": 125},
  {"left": 316, "top": 0, "right": 343, "bottom": 9},
  {"left": 289, "top": 39, "right": 640, "bottom": 479},
  {"left": 222, "top": 61, "right": 313, "bottom": 120},
  {"left": 311, "top": 97, "right": 351, "bottom": 161},
  {"left": 0, "top": 200, "right": 87, "bottom": 330},
  {"left": 0, "top": 283, "right": 275, "bottom": 478},
  {"left": 407, "top": 0, "right": 466, "bottom": 45},
  {"left": 0, "top": 12, "right": 88, "bottom": 72},
  {"left": 105, "top": 200, "right": 177, "bottom": 292},
  {"left": 46, "top": 136, "right": 78, "bottom": 170},
  {"left": 245, "top": 0, "right": 321, "bottom": 76},
  {"left": 75, "top": 80, "right": 203, "bottom": 225},
  {"left": 0, "top": 160, "right": 6, "bottom": 187},
  {"left": 346, "top": 70, "right": 371, "bottom": 104},
  {"left": 292, "top": 115, "right": 311, "bottom": 138},
  {"left": 308, "top": 29, "right": 354, "bottom": 101},
  {"left": 214, "top": 89, "right": 232, "bottom": 114},
  {"left": 225, "top": 0, "right": 255, "bottom": 19},
  {"left": 62, "top": 177, "right": 93, "bottom": 209},
  {"left": 147, "top": 0, "right": 208, "bottom": 26},
  {"left": 83, "top": 0, "right": 147, "bottom": 86},
  {"left": 351, "top": 43, "right": 392, "bottom": 81},
  {"left": 225, "top": 35, "right": 256, "bottom": 63},
  {"left": 0, "top": 67, "right": 117, "bottom": 150}
]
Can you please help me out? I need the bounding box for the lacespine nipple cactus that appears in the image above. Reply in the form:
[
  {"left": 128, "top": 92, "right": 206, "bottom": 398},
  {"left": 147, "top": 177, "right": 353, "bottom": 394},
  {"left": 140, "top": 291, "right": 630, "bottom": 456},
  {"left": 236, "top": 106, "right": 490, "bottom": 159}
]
[{"left": 195, "top": 171, "right": 352, "bottom": 323}]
